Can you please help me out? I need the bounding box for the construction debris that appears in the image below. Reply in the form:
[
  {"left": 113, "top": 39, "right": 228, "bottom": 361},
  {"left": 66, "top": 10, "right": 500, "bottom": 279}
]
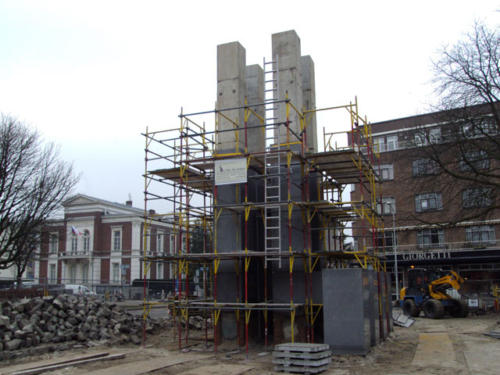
[
  {"left": 273, "top": 343, "right": 332, "bottom": 374},
  {"left": 484, "top": 329, "right": 500, "bottom": 339},
  {"left": 7, "top": 353, "right": 126, "bottom": 375},
  {"left": 0, "top": 295, "right": 165, "bottom": 359},
  {"left": 392, "top": 311, "right": 415, "bottom": 328}
]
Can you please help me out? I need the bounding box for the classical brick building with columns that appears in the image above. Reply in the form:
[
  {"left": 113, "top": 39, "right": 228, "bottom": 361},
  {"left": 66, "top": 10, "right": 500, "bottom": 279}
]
[{"left": 36, "top": 194, "right": 174, "bottom": 290}]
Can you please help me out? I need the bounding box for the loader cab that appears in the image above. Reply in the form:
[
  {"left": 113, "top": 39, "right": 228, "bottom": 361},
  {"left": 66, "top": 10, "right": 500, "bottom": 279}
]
[
  {"left": 406, "top": 268, "right": 445, "bottom": 295},
  {"left": 406, "top": 268, "right": 429, "bottom": 296}
]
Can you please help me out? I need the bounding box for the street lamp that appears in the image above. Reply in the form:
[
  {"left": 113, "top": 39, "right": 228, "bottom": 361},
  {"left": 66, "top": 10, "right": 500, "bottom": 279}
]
[{"left": 390, "top": 203, "right": 399, "bottom": 300}]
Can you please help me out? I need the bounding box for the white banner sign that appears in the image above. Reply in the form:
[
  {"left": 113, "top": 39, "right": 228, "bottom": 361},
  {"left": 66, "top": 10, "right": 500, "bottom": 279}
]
[{"left": 215, "top": 158, "right": 247, "bottom": 186}]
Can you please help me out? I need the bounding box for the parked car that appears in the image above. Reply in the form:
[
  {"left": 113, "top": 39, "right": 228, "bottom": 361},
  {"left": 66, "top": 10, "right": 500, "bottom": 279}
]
[{"left": 64, "top": 284, "right": 96, "bottom": 296}]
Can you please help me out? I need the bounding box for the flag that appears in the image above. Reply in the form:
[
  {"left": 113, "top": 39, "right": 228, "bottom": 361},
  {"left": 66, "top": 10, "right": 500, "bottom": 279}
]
[{"left": 71, "top": 225, "right": 81, "bottom": 236}]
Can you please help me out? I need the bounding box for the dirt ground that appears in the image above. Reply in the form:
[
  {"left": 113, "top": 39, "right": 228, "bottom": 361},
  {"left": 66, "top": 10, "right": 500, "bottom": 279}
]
[{"left": 1, "top": 310, "right": 500, "bottom": 375}]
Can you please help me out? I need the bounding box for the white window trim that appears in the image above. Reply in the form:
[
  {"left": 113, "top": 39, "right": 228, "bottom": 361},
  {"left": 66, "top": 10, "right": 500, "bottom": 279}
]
[
  {"left": 111, "top": 262, "right": 121, "bottom": 284},
  {"left": 157, "top": 231, "right": 164, "bottom": 254},
  {"left": 111, "top": 226, "right": 123, "bottom": 252},
  {"left": 49, "top": 232, "right": 59, "bottom": 254},
  {"left": 379, "top": 164, "right": 394, "bottom": 181}
]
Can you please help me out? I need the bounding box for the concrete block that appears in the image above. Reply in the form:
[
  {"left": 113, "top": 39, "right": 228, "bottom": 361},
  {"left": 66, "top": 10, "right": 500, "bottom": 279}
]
[
  {"left": 217, "top": 42, "right": 246, "bottom": 82},
  {"left": 272, "top": 30, "right": 303, "bottom": 146},
  {"left": 272, "top": 30, "right": 301, "bottom": 70},
  {"left": 216, "top": 42, "right": 246, "bottom": 153},
  {"left": 322, "top": 268, "right": 372, "bottom": 354}
]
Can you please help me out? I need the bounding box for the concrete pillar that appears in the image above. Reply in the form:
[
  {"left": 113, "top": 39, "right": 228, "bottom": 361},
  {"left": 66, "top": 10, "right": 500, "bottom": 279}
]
[
  {"left": 301, "top": 55, "right": 317, "bottom": 153},
  {"left": 245, "top": 64, "right": 265, "bottom": 153},
  {"left": 272, "top": 30, "right": 303, "bottom": 146},
  {"left": 216, "top": 42, "right": 246, "bottom": 153}
]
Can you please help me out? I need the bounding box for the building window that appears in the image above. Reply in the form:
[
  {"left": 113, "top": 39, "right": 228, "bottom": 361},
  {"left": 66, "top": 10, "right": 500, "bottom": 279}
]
[
  {"left": 462, "top": 187, "right": 492, "bottom": 208},
  {"left": 83, "top": 230, "right": 90, "bottom": 252},
  {"left": 376, "top": 231, "right": 397, "bottom": 250},
  {"left": 386, "top": 135, "right": 398, "bottom": 151},
  {"left": 157, "top": 231, "right": 164, "bottom": 253},
  {"left": 462, "top": 119, "right": 497, "bottom": 138},
  {"left": 71, "top": 234, "right": 78, "bottom": 253},
  {"left": 459, "top": 150, "right": 489, "bottom": 172},
  {"left": 415, "top": 127, "right": 441, "bottom": 146},
  {"left": 417, "top": 229, "right": 444, "bottom": 248},
  {"left": 466, "top": 226, "right": 495, "bottom": 246},
  {"left": 378, "top": 164, "right": 394, "bottom": 181},
  {"left": 157, "top": 263, "right": 163, "bottom": 279},
  {"left": 145, "top": 229, "right": 151, "bottom": 252},
  {"left": 69, "top": 264, "right": 76, "bottom": 283},
  {"left": 376, "top": 197, "right": 395, "bottom": 215},
  {"left": 49, "top": 264, "right": 56, "bottom": 284},
  {"left": 82, "top": 264, "right": 88, "bottom": 284},
  {"left": 112, "top": 263, "right": 120, "bottom": 283},
  {"left": 170, "top": 234, "right": 175, "bottom": 255},
  {"left": 49, "top": 233, "right": 58, "bottom": 254},
  {"left": 374, "top": 135, "right": 398, "bottom": 153},
  {"left": 412, "top": 159, "right": 439, "bottom": 177},
  {"left": 112, "top": 228, "right": 122, "bottom": 251},
  {"left": 415, "top": 193, "right": 442, "bottom": 212},
  {"left": 181, "top": 233, "right": 187, "bottom": 253}
]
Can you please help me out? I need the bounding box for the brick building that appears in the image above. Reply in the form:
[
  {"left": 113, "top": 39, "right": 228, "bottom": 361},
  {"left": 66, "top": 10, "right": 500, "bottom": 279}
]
[
  {"left": 352, "top": 103, "right": 500, "bottom": 293},
  {"left": 36, "top": 194, "right": 174, "bottom": 289}
]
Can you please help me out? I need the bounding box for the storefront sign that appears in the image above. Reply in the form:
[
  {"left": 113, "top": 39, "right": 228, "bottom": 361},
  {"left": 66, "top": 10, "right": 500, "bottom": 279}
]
[{"left": 401, "top": 250, "right": 451, "bottom": 261}]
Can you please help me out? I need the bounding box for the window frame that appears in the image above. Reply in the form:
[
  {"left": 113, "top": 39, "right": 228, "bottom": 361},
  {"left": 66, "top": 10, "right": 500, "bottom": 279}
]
[
  {"left": 112, "top": 227, "right": 122, "bottom": 251},
  {"left": 83, "top": 230, "right": 90, "bottom": 252},
  {"left": 412, "top": 158, "right": 439, "bottom": 177},
  {"left": 375, "top": 230, "right": 397, "bottom": 250},
  {"left": 49, "top": 233, "right": 59, "bottom": 254},
  {"left": 170, "top": 234, "right": 175, "bottom": 255},
  {"left": 157, "top": 231, "right": 164, "bottom": 254},
  {"left": 49, "top": 264, "right": 57, "bottom": 284},
  {"left": 378, "top": 164, "right": 394, "bottom": 181},
  {"left": 376, "top": 197, "right": 395, "bottom": 216},
  {"left": 459, "top": 150, "right": 489, "bottom": 172},
  {"left": 465, "top": 225, "right": 496, "bottom": 247},
  {"left": 111, "top": 262, "right": 120, "bottom": 283},
  {"left": 417, "top": 228, "right": 445, "bottom": 249},
  {"left": 462, "top": 187, "right": 493, "bottom": 209},
  {"left": 71, "top": 233, "right": 78, "bottom": 253},
  {"left": 415, "top": 193, "right": 443, "bottom": 212}
]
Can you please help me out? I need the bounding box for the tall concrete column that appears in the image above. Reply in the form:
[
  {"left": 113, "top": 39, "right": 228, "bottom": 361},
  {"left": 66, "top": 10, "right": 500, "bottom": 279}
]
[
  {"left": 245, "top": 64, "right": 265, "bottom": 153},
  {"left": 301, "top": 55, "right": 317, "bottom": 153},
  {"left": 272, "top": 30, "right": 303, "bottom": 146},
  {"left": 216, "top": 42, "right": 246, "bottom": 154}
]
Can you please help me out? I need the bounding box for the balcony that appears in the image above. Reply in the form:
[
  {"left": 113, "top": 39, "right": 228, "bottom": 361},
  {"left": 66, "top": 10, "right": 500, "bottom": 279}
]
[{"left": 59, "top": 250, "right": 92, "bottom": 259}]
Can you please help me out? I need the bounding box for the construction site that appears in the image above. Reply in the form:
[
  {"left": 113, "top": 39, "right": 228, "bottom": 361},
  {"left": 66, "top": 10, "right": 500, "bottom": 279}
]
[
  {"left": 142, "top": 29, "right": 391, "bottom": 359},
  {"left": 2, "top": 30, "right": 500, "bottom": 375}
]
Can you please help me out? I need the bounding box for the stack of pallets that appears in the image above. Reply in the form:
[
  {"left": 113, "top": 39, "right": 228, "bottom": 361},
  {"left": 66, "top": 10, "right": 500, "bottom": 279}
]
[{"left": 273, "top": 343, "right": 332, "bottom": 374}]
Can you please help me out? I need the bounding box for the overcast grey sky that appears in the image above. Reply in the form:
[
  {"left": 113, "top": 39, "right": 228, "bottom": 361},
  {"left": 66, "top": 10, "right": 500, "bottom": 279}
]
[{"left": 1, "top": 1, "right": 498, "bottom": 211}]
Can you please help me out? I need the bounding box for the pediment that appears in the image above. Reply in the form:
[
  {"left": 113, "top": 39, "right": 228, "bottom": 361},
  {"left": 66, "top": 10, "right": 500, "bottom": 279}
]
[{"left": 63, "top": 194, "right": 98, "bottom": 207}]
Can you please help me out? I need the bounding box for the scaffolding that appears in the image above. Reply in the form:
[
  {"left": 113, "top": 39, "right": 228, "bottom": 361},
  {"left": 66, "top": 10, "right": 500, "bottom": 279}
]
[{"left": 141, "top": 95, "right": 387, "bottom": 354}]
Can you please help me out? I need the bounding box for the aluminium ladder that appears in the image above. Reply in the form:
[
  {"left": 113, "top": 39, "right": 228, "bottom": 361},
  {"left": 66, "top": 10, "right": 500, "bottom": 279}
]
[{"left": 263, "top": 56, "right": 282, "bottom": 268}]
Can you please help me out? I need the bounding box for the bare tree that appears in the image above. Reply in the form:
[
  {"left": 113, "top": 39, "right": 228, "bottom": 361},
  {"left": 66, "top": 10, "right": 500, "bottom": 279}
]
[
  {"left": 0, "top": 115, "right": 78, "bottom": 276},
  {"left": 404, "top": 22, "right": 500, "bottom": 225}
]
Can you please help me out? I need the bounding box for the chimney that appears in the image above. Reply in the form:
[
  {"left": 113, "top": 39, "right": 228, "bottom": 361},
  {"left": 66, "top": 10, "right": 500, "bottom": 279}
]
[{"left": 126, "top": 200, "right": 133, "bottom": 207}]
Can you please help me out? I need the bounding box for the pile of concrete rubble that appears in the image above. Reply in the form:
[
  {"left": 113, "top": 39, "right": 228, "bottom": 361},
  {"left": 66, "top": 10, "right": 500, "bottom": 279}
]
[{"left": 0, "top": 295, "right": 164, "bottom": 358}]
